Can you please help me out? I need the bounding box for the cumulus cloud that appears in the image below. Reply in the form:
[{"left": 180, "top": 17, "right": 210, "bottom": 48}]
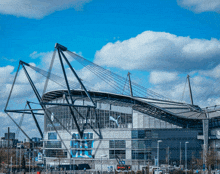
[
  {"left": 177, "top": 0, "right": 220, "bottom": 13},
  {"left": 199, "top": 64, "right": 220, "bottom": 78},
  {"left": 149, "top": 71, "right": 178, "bottom": 84},
  {"left": 0, "top": 0, "right": 91, "bottom": 19},
  {"left": 95, "top": 31, "right": 220, "bottom": 72},
  {"left": 150, "top": 69, "right": 220, "bottom": 108},
  {"left": 0, "top": 64, "right": 46, "bottom": 138},
  {"left": 0, "top": 65, "right": 14, "bottom": 83}
]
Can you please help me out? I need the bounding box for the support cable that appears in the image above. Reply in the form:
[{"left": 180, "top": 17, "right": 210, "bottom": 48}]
[
  {"left": 181, "top": 77, "right": 187, "bottom": 102},
  {"left": 5, "top": 64, "right": 21, "bottom": 110},
  {"left": 26, "top": 64, "right": 80, "bottom": 90},
  {"left": 42, "top": 48, "right": 56, "bottom": 96},
  {"left": 6, "top": 112, "right": 31, "bottom": 141},
  {"left": 66, "top": 51, "right": 168, "bottom": 99}
]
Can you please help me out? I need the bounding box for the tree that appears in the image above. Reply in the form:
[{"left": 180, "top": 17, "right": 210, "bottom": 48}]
[
  {"left": 190, "top": 152, "right": 197, "bottom": 173},
  {"left": 206, "top": 147, "right": 218, "bottom": 172},
  {"left": 196, "top": 147, "right": 220, "bottom": 173},
  {"left": 21, "top": 155, "right": 26, "bottom": 169}
]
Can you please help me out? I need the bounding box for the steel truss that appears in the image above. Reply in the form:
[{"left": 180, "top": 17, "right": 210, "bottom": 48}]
[{"left": 4, "top": 43, "right": 103, "bottom": 158}]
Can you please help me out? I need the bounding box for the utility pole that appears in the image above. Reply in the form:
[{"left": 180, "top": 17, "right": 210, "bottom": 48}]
[{"left": 187, "top": 75, "right": 194, "bottom": 105}]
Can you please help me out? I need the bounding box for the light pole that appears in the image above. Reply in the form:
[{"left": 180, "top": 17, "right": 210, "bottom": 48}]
[
  {"left": 185, "top": 141, "right": 189, "bottom": 174},
  {"left": 157, "top": 140, "right": 162, "bottom": 173},
  {"left": 101, "top": 154, "right": 107, "bottom": 174},
  {"left": 20, "top": 147, "right": 21, "bottom": 172},
  {"left": 168, "top": 146, "right": 170, "bottom": 174},
  {"left": 11, "top": 156, "right": 12, "bottom": 174},
  {"left": 16, "top": 146, "right": 17, "bottom": 168},
  {"left": 29, "top": 152, "right": 30, "bottom": 173},
  {"left": 180, "top": 142, "right": 181, "bottom": 167}
]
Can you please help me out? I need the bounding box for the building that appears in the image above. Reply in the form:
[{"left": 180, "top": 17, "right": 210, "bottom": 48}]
[
  {"left": 5, "top": 43, "right": 220, "bottom": 171},
  {"left": 0, "top": 132, "right": 18, "bottom": 148},
  {"left": 42, "top": 89, "right": 215, "bottom": 170}
]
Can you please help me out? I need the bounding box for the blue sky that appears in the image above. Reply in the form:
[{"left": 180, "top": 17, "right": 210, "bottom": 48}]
[
  {"left": 1, "top": 0, "right": 220, "bottom": 67},
  {"left": 1, "top": 0, "right": 220, "bottom": 138}
]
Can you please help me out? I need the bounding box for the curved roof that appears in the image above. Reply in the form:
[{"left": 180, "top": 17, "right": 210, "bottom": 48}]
[{"left": 42, "top": 89, "right": 220, "bottom": 129}]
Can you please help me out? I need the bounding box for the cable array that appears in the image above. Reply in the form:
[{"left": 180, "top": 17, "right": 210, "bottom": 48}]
[{"left": 66, "top": 51, "right": 168, "bottom": 100}]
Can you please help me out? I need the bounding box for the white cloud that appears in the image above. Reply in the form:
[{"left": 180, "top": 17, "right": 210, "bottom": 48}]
[
  {"left": 0, "top": 112, "right": 7, "bottom": 119},
  {"left": 95, "top": 31, "right": 220, "bottom": 72},
  {"left": 29, "top": 51, "right": 38, "bottom": 59},
  {"left": 0, "top": 65, "right": 14, "bottom": 76},
  {"left": 151, "top": 70, "right": 220, "bottom": 107},
  {"left": 199, "top": 64, "right": 220, "bottom": 78},
  {"left": 177, "top": 0, "right": 220, "bottom": 13},
  {"left": 149, "top": 71, "right": 178, "bottom": 84},
  {"left": 0, "top": 0, "right": 92, "bottom": 19},
  {"left": 0, "top": 65, "right": 14, "bottom": 83}
]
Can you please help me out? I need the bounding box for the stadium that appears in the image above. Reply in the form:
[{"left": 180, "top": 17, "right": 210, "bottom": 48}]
[{"left": 5, "top": 43, "right": 220, "bottom": 171}]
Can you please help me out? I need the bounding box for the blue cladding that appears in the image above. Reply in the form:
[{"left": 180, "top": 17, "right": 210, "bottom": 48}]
[
  {"left": 48, "top": 132, "right": 57, "bottom": 140},
  {"left": 47, "top": 132, "right": 61, "bottom": 148},
  {"left": 70, "top": 133, "right": 94, "bottom": 158}
]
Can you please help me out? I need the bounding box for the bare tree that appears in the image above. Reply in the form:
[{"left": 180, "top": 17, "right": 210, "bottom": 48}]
[{"left": 196, "top": 147, "right": 220, "bottom": 173}]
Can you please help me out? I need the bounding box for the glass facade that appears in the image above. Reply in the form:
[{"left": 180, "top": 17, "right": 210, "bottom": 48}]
[
  {"left": 46, "top": 132, "right": 61, "bottom": 148},
  {"left": 109, "top": 140, "right": 126, "bottom": 159},
  {"left": 109, "top": 150, "right": 126, "bottom": 159},
  {"left": 45, "top": 104, "right": 132, "bottom": 131},
  {"left": 43, "top": 94, "right": 204, "bottom": 164},
  {"left": 109, "top": 140, "right": 126, "bottom": 148},
  {"left": 131, "top": 129, "right": 203, "bottom": 164}
]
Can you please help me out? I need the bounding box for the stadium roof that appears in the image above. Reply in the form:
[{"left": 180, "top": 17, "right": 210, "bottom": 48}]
[{"left": 42, "top": 89, "right": 220, "bottom": 129}]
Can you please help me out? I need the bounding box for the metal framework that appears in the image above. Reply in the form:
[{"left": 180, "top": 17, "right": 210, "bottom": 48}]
[
  {"left": 4, "top": 43, "right": 220, "bottom": 163},
  {"left": 4, "top": 43, "right": 104, "bottom": 158}
]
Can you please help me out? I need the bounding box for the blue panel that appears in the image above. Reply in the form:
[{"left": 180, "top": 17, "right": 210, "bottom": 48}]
[
  {"left": 70, "top": 133, "right": 94, "bottom": 158},
  {"left": 48, "top": 132, "right": 57, "bottom": 140}
]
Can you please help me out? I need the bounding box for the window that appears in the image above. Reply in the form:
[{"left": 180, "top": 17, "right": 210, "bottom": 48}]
[
  {"left": 109, "top": 140, "right": 126, "bottom": 148},
  {"left": 45, "top": 141, "right": 61, "bottom": 148},
  {"left": 48, "top": 132, "right": 57, "bottom": 140},
  {"left": 109, "top": 150, "right": 126, "bottom": 159},
  {"left": 132, "top": 150, "right": 150, "bottom": 160}
]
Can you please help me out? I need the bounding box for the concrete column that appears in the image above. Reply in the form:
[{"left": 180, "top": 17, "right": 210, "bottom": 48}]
[{"left": 203, "top": 119, "right": 209, "bottom": 170}]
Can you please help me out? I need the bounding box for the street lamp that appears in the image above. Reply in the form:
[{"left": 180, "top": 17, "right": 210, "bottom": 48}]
[
  {"left": 180, "top": 142, "right": 181, "bottom": 166},
  {"left": 19, "top": 146, "right": 22, "bottom": 172},
  {"left": 185, "top": 141, "right": 189, "bottom": 174},
  {"left": 157, "top": 140, "right": 162, "bottom": 173},
  {"left": 101, "top": 154, "right": 107, "bottom": 174}
]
